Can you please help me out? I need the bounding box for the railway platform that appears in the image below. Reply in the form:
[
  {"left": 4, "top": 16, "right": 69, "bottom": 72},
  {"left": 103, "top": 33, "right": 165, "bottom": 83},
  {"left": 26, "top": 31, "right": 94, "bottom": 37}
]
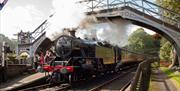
[
  {"left": 0, "top": 72, "right": 46, "bottom": 91},
  {"left": 149, "top": 69, "right": 180, "bottom": 91}
]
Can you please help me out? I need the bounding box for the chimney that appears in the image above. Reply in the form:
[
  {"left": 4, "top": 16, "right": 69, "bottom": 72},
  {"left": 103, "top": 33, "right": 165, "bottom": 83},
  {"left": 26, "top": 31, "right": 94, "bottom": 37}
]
[{"left": 69, "top": 28, "right": 76, "bottom": 37}]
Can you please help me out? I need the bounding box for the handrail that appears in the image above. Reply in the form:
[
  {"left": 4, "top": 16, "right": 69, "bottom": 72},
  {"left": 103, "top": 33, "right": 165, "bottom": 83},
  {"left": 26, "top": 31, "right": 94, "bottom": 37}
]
[
  {"left": 130, "top": 61, "right": 142, "bottom": 91},
  {"left": 30, "top": 13, "right": 54, "bottom": 43},
  {"left": 130, "top": 59, "right": 152, "bottom": 91},
  {"left": 30, "top": 20, "right": 48, "bottom": 43},
  {"left": 143, "top": 0, "right": 180, "bottom": 16}
]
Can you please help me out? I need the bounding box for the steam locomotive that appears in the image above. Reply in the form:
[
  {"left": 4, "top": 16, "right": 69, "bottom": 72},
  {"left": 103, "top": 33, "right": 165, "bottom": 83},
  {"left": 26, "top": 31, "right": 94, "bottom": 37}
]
[{"left": 43, "top": 31, "right": 136, "bottom": 83}]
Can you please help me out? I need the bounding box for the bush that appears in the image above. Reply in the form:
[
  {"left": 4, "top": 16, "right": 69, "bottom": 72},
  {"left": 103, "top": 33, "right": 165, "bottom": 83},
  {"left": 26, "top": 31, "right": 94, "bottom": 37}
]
[{"left": 159, "top": 41, "right": 172, "bottom": 61}]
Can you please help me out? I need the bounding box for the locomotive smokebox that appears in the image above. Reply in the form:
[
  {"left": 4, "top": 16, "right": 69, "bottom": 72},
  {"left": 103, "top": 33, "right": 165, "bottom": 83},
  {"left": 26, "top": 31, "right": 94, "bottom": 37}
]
[{"left": 55, "top": 35, "right": 73, "bottom": 57}]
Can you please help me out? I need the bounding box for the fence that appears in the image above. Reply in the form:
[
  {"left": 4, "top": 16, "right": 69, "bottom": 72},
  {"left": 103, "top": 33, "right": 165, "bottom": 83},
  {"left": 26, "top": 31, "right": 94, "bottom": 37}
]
[{"left": 130, "top": 59, "right": 153, "bottom": 91}]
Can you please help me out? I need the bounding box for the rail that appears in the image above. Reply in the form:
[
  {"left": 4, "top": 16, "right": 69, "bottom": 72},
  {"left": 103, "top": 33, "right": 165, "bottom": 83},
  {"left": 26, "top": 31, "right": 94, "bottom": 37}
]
[
  {"left": 17, "top": 83, "right": 71, "bottom": 91},
  {"left": 89, "top": 65, "right": 137, "bottom": 91},
  {"left": 130, "top": 58, "right": 155, "bottom": 91}
]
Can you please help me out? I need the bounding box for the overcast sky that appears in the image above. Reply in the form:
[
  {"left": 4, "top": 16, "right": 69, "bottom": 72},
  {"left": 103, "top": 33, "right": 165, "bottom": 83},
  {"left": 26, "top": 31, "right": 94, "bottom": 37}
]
[
  {"left": 0, "top": 0, "right": 53, "bottom": 39},
  {"left": 0, "top": 0, "right": 155, "bottom": 39}
]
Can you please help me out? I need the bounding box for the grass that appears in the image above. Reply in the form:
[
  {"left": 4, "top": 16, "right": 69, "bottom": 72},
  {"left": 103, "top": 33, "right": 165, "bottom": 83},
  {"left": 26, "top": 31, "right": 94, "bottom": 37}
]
[{"left": 161, "top": 67, "right": 180, "bottom": 86}]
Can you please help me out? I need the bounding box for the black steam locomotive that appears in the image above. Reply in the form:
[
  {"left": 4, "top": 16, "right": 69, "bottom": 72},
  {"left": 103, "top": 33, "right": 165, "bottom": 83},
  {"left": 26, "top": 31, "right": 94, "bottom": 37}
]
[{"left": 43, "top": 31, "right": 126, "bottom": 83}]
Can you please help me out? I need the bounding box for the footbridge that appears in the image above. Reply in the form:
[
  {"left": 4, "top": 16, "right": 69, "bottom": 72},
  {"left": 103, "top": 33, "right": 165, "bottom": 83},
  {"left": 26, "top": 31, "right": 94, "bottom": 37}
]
[
  {"left": 18, "top": 0, "right": 180, "bottom": 58},
  {"left": 17, "top": 14, "right": 53, "bottom": 57},
  {"left": 80, "top": 0, "right": 180, "bottom": 55}
]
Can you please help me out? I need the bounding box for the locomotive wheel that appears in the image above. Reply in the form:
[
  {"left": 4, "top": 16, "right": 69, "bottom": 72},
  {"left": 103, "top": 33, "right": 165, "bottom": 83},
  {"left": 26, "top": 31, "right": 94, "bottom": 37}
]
[
  {"left": 115, "top": 65, "right": 121, "bottom": 73},
  {"left": 115, "top": 67, "right": 119, "bottom": 73},
  {"left": 48, "top": 72, "right": 58, "bottom": 83}
]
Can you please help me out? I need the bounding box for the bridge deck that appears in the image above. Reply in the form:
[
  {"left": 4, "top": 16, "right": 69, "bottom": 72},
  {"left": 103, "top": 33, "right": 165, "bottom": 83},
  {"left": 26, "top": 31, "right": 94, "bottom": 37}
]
[
  {"left": 89, "top": 6, "right": 179, "bottom": 33},
  {"left": 0, "top": 72, "right": 45, "bottom": 91},
  {"left": 125, "top": 6, "right": 179, "bottom": 32}
]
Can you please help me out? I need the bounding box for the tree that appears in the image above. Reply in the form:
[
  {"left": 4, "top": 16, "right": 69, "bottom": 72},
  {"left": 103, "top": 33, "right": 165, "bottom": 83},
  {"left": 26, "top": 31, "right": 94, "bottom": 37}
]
[
  {"left": 156, "top": 0, "right": 180, "bottom": 21},
  {"left": 159, "top": 41, "right": 172, "bottom": 61},
  {"left": 0, "top": 34, "right": 17, "bottom": 55},
  {"left": 128, "top": 28, "right": 157, "bottom": 54},
  {"left": 156, "top": 0, "right": 180, "bottom": 68}
]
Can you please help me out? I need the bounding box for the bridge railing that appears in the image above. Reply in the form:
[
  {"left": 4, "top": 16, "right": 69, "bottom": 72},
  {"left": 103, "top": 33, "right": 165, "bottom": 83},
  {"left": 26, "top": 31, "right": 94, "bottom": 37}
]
[
  {"left": 30, "top": 13, "right": 54, "bottom": 43},
  {"left": 80, "top": 0, "right": 180, "bottom": 29},
  {"left": 30, "top": 20, "right": 48, "bottom": 43}
]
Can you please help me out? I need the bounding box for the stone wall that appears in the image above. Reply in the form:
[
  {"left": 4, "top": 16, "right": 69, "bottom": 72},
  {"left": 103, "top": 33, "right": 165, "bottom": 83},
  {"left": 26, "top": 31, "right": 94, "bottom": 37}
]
[{"left": 6, "top": 64, "right": 27, "bottom": 78}]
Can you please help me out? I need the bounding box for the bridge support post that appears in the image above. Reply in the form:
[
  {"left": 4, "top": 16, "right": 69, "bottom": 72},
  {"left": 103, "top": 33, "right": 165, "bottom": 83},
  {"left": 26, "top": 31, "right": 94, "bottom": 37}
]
[{"left": 142, "top": 0, "right": 144, "bottom": 12}]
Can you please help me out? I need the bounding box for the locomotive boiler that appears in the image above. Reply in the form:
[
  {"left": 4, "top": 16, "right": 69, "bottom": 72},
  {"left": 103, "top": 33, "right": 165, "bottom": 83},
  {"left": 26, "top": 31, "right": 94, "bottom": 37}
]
[{"left": 43, "top": 30, "right": 123, "bottom": 83}]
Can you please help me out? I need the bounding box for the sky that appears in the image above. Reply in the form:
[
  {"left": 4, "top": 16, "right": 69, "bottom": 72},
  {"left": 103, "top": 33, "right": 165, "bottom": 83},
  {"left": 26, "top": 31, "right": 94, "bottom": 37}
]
[
  {"left": 0, "top": 0, "right": 155, "bottom": 39},
  {"left": 0, "top": 0, "right": 53, "bottom": 39}
]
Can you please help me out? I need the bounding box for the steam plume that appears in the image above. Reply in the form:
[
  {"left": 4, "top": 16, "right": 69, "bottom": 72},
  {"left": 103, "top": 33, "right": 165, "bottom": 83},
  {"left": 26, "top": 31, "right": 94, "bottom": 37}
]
[
  {"left": 46, "top": 0, "right": 131, "bottom": 48},
  {"left": 76, "top": 18, "right": 131, "bottom": 47},
  {"left": 46, "top": 0, "right": 86, "bottom": 41}
]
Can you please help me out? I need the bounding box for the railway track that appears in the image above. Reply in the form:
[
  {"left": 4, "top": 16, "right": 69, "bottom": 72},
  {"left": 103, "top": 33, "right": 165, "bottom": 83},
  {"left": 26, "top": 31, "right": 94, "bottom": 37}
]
[
  {"left": 68, "top": 65, "right": 137, "bottom": 91},
  {"left": 39, "top": 83, "right": 71, "bottom": 91},
  {"left": 89, "top": 67, "right": 136, "bottom": 91},
  {"left": 18, "top": 83, "right": 71, "bottom": 91},
  {"left": 17, "top": 64, "right": 137, "bottom": 91},
  {"left": 119, "top": 79, "right": 132, "bottom": 91}
]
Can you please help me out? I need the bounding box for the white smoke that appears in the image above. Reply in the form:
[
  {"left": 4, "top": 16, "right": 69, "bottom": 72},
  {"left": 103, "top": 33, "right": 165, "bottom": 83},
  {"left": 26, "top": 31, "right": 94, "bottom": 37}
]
[
  {"left": 46, "top": 0, "right": 130, "bottom": 47},
  {"left": 46, "top": 0, "right": 86, "bottom": 41},
  {"left": 76, "top": 19, "right": 131, "bottom": 48},
  {"left": 96, "top": 23, "right": 129, "bottom": 47}
]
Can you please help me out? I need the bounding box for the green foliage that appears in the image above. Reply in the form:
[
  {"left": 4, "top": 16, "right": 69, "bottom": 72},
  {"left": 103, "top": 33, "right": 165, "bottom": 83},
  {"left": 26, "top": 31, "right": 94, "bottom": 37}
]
[
  {"left": 160, "top": 37, "right": 168, "bottom": 46},
  {"left": 0, "top": 33, "right": 18, "bottom": 51},
  {"left": 159, "top": 37, "right": 173, "bottom": 61},
  {"left": 159, "top": 41, "right": 172, "bottom": 61},
  {"left": 156, "top": 0, "right": 180, "bottom": 21},
  {"left": 128, "top": 28, "right": 156, "bottom": 54},
  {"left": 156, "top": 0, "right": 177, "bottom": 62}
]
